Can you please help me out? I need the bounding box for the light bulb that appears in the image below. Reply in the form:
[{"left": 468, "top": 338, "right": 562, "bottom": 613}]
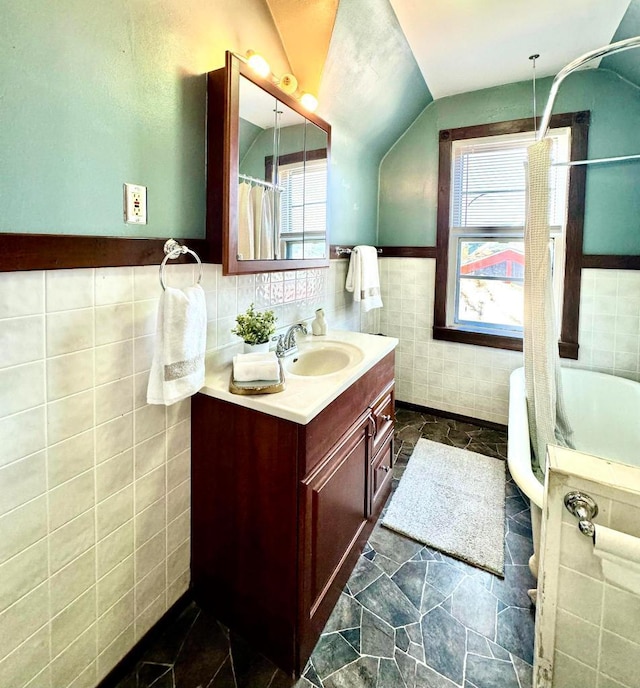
[
  {"left": 246, "top": 50, "right": 270, "bottom": 78},
  {"left": 300, "top": 92, "right": 318, "bottom": 112}
]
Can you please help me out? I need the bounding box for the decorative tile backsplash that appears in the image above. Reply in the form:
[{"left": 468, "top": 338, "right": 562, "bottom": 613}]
[{"left": 0, "top": 261, "right": 358, "bottom": 688}]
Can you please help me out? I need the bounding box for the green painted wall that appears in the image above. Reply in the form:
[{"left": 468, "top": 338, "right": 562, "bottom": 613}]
[
  {"left": 318, "top": 0, "right": 432, "bottom": 245},
  {"left": 1, "top": 0, "right": 432, "bottom": 249},
  {"left": 0, "top": 0, "right": 290, "bottom": 238},
  {"left": 378, "top": 69, "right": 640, "bottom": 255},
  {"left": 601, "top": 0, "right": 640, "bottom": 88},
  {"left": 239, "top": 123, "right": 327, "bottom": 180}
]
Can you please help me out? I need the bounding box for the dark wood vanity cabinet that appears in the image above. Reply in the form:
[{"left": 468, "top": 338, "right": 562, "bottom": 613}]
[{"left": 190, "top": 352, "right": 395, "bottom": 676}]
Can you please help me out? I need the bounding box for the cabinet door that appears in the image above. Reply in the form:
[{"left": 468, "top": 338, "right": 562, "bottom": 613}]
[{"left": 299, "top": 414, "right": 370, "bottom": 659}]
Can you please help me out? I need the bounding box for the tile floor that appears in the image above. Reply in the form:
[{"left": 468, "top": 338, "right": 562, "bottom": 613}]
[{"left": 113, "top": 408, "right": 536, "bottom": 688}]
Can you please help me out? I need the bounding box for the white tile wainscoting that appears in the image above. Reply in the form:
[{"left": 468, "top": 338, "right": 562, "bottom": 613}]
[
  {"left": 378, "top": 258, "right": 640, "bottom": 425},
  {"left": 0, "top": 260, "right": 359, "bottom": 688},
  {"left": 0, "top": 255, "right": 637, "bottom": 687}
]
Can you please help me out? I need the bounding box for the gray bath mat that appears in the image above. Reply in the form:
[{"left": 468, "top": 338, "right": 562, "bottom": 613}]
[{"left": 382, "top": 438, "right": 506, "bottom": 576}]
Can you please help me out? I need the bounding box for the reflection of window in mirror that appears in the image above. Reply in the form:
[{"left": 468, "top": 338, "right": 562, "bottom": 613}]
[{"left": 266, "top": 150, "right": 328, "bottom": 259}]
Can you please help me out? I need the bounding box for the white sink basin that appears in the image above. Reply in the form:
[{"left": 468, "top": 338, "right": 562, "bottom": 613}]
[{"left": 284, "top": 341, "right": 364, "bottom": 377}]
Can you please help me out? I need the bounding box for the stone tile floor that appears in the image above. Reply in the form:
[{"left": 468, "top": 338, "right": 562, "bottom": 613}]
[{"left": 114, "top": 408, "right": 536, "bottom": 688}]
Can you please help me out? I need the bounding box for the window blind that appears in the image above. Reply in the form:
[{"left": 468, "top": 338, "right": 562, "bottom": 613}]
[
  {"left": 278, "top": 158, "right": 327, "bottom": 236},
  {"left": 451, "top": 130, "right": 569, "bottom": 228}
]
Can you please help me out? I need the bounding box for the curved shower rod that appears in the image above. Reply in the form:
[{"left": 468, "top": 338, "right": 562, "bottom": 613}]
[{"left": 538, "top": 34, "right": 640, "bottom": 145}]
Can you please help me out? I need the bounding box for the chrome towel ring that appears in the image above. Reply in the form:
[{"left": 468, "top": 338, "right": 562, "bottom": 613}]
[{"left": 159, "top": 239, "right": 203, "bottom": 291}]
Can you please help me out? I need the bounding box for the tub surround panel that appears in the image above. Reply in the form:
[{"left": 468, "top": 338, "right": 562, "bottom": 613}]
[
  {"left": 0, "top": 260, "right": 359, "bottom": 687},
  {"left": 537, "top": 447, "right": 640, "bottom": 688}
]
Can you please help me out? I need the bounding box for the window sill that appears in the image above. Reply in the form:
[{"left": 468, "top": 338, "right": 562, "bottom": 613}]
[{"left": 432, "top": 326, "right": 578, "bottom": 359}]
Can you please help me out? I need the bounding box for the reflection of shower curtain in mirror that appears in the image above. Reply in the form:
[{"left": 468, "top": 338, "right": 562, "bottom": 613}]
[
  {"left": 237, "top": 182, "right": 254, "bottom": 260},
  {"left": 261, "top": 189, "right": 274, "bottom": 260},
  {"left": 250, "top": 185, "right": 264, "bottom": 260},
  {"left": 237, "top": 179, "right": 278, "bottom": 260},
  {"left": 273, "top": 191, "right": 282, "bottom": 259}
]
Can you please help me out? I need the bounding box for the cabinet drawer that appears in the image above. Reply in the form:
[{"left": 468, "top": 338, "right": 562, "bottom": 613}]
[
  {"left": 371, "top": 384, "right": 394, "bottom": 453},
  {"left": 370, "top": 432, "right": 394, "bottom": 516}
]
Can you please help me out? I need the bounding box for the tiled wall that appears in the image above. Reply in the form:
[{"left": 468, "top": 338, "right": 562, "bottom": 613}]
[
  {"left": 378, "top": 259, "right": 640, "bottom": 425},
  {"left": 537, "top": 446, "right": 640, "bottom": 688},
  {"left": 0, "top": 260, "right": 358, "bottom": 688}
]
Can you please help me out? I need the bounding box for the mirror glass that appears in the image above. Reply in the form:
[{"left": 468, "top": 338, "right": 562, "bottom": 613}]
[{"left": 237, "top": 75, "right": 328, "bottom": 261}]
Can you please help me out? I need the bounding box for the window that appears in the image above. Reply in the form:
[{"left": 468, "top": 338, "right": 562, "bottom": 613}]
[
  {"left": 434, "top": 113, "right": 589, "bottom": 358},
  {"left": 278, "top": 156, "right": 327, "bottom": 259},
  {"left": 265, "top": 148, "right": 328, "bottom": 259}
]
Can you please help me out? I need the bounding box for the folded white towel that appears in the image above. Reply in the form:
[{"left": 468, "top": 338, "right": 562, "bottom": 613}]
[
  {"left": 147, "top": 285, "right": 207, "bottom": 406},
  {"left": 233, "top": 351, "right": 279, "bottom": 382},
  {"left": 345, "top": 245, "right": 383, "bottom": 312}
]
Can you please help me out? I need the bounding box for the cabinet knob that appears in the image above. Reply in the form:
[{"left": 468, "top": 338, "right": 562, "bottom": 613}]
[
  {"left": 380, "top": 465, "right": 391, "bottom": 473},
  {"left": 381, "top": 414, "right": 392, "bottom": 422}
]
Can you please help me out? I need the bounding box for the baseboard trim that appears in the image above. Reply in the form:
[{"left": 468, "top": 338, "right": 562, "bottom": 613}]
[
  {"left": 97, "top": 589, "right": 193, "bottom": 687},
  {"left": 395, "top": 400, "right": 508, "bottom": 434}
]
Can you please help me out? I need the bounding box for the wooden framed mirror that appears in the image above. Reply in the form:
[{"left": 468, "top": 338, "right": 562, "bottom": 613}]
[{"left": 206, "top": 51, "right": 331, "bottom": 275}]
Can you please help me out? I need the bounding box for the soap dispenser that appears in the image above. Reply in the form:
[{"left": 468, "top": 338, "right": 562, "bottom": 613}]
[{"left": 311, "top": 308, "right": 327, "bottom": 336}]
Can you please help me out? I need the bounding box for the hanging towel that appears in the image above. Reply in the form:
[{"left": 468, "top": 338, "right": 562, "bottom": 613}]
[
  {"left": 237, "top": 181, "right": 254, "bottom": 260},
  {"left": 345, "top": 245, "right": 383, "bottom": 312},
  {"left": 147, "top": 285, "right": 207, "bottom": 406},
  {"left": 251, "top": 185, "right": 264, "bottom": 260}
]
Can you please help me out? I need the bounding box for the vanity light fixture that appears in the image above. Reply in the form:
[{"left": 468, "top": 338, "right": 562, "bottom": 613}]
[
  {"left": 276, "top": 73, "right": 298, "bottom": 95},
  {"left": 246, "top": 49, "right": 271, "bottom": 78},
  {"left": 242, "top": 49, "right": 319, "bottom": 111},
  {"left": 299, "top": 92, "right": 318, "bottom": 112}
]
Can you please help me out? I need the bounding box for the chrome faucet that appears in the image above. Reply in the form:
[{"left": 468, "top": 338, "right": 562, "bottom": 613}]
[{"left": 273, "top": 323, "right": 308, "bottom": 357}]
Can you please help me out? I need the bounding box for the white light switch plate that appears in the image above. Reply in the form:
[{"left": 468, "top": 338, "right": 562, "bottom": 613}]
[{"left": 123, "top": 183, "right": 147, "bottom": 224}]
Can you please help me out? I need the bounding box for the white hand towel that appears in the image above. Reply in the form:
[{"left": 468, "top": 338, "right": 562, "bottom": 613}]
[
  {"left": 147, "top": 285, "right": 207, "bottom": 406},
  {"left": 233, "top": 351, "right": 279, "bottom": 382},
  {"left": 345, "top": 245, "right": 383, "bottom": 312}
]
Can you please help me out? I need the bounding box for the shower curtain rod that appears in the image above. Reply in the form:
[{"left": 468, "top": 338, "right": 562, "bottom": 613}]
[
  {"left": 552, "top": 153, "right": 640, "bottom": 167},
  {"left": 538, "top": 35, "right": 640, "bottom": 167},
  {"left": 238, "top": 173, "right": 283, "bottom": 192}
]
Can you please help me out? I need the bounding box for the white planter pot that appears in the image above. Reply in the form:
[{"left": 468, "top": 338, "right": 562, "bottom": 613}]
[{"left": 243, "top": 342, "right": 270, "bottom": 354}]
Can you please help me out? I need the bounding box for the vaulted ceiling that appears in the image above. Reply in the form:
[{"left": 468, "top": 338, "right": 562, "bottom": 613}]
[{"left": 266, "top": 0, "right": 640, "bottom": 103}]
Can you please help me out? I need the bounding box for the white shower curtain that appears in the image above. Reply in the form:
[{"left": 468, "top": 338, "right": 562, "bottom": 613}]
[
  {"left": 237, "top": 182, "right": 254, "bottom": 260},
  {"left": 260, "top": 189, "right": 274, "bottom": 260},
  {"left": 524, "top": 138, "right": 573, "bottom": 476},
  {"left": 250, "top": 185, "right": 264, "bottom": 260}
]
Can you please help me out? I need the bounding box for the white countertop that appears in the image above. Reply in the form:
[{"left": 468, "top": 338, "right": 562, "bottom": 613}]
[{"left": 199, "top": 330, "right": 398, "bottom": 424}]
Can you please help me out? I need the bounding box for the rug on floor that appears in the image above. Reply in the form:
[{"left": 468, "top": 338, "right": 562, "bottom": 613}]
[{"left": 382, "top": 438, "right": 506, "bottom": 576}]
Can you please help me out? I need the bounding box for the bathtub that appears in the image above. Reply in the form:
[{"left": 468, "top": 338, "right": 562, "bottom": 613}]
[{"left": 508, "top": 366, "right": 640, "bottom": 575}]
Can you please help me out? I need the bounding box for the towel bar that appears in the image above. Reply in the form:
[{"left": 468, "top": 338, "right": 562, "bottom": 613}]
[
  {"left": 335, "top": 246, "right": 383, "bottom": 256},
  {"left": 159, "top": 239, "right": 203, "bottom": 290}
]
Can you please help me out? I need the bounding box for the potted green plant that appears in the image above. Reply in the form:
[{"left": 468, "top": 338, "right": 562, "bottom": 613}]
[{"left": 232, "top": 303, "right": 277, "bottom": 352}]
